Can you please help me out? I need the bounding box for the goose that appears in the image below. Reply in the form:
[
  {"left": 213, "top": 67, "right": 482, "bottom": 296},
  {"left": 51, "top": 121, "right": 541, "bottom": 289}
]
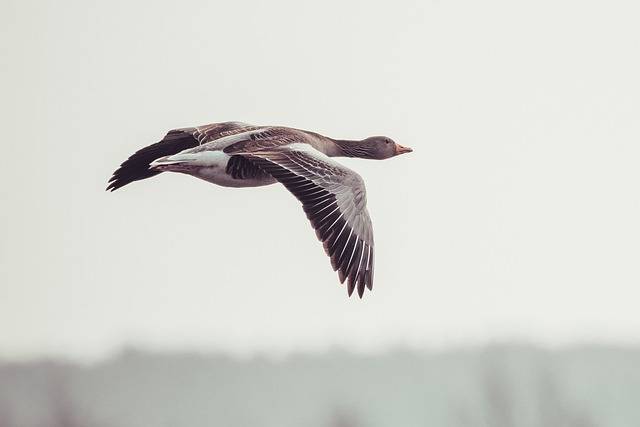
[{"left": 107, "top": 122, "right": 412, "bottom": 298}]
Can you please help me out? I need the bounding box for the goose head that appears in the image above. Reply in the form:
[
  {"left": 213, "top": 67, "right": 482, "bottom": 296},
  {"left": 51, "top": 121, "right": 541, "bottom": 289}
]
[{"left": 360, "top": 136, "right": 413, "bottom": 159}]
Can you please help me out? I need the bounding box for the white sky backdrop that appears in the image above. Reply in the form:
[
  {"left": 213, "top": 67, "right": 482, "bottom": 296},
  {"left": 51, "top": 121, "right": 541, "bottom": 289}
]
[{"left": 1, "top": 0, "right": 639, "bottom": 361}]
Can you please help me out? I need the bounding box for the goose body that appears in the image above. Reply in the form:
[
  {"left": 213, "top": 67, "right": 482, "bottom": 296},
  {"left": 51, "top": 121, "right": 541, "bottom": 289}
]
[
  {"left": 107, "top": 122, "right": 412, "bottom": 297},
  {"left": 163, "top": 149, "right": 277, "bottom": 188}
]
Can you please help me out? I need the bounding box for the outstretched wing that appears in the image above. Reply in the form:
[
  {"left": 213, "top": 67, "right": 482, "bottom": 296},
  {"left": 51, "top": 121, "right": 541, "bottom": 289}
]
[{"left": 234, "top": 143, "right": 375, "bottom": 297}]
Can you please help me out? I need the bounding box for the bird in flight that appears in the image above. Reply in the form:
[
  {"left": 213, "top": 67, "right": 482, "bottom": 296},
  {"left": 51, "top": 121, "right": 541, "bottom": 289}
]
[{"left": 107, "top": 122, "right": 412, "bottom": 298}]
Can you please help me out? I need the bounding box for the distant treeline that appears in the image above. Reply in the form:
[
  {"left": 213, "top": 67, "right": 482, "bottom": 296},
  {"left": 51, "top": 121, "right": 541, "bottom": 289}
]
[{"left": 0, "top": 344, "right": 638, "bottom": 427}]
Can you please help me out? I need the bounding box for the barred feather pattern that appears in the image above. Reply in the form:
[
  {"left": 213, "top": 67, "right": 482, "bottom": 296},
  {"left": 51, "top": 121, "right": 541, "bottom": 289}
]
[{"left": 240, "top": 146, "right": 375, "bottom": 297}]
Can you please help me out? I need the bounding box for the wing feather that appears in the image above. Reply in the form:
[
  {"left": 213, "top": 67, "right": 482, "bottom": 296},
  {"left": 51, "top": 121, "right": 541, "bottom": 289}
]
[{"left": 236, "top": 144, "right": 375, "bottom": 297}]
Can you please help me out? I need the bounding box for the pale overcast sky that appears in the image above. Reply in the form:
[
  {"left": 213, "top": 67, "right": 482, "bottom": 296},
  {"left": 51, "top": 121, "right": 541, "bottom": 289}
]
[{"left": 1, "top": 0, "right": 639, "bottom": 361}]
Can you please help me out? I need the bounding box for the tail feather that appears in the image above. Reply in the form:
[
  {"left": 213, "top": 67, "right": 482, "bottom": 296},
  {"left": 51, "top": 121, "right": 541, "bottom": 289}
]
[{"left": 106, "top": 129, "right": 199, "bottom": 191}]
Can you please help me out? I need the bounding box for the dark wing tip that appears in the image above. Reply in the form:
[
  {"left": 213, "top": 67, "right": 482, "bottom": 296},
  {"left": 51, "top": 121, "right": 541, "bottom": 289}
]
[
  {"left": 346, "top": 275, "right": 356, "bottom": 297},
  {"left": 106, "top": 130, "right": 198, "bottom": 192},
  {"left": 105, "top": 174, "right": 131, "bottom": 192},
  {"left": 356, "top": 271, "right": 366, "bottom": 298}
]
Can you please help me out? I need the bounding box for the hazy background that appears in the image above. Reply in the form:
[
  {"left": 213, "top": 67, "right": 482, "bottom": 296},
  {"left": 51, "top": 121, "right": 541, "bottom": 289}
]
[
  {"left": 2, "top": 0, "right": 639, "bottom": 362},
  {"left": 2, "top": 345, "right": 640, "bottom": 427},
  {"left": 2, "top": 0, "right": 639, "bottom": 425}
]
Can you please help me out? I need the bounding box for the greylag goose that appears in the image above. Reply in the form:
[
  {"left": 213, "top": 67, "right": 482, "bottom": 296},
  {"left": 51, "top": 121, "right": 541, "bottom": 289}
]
[{"left": 107, "top": 122, "right": 412, "bottom": 298}]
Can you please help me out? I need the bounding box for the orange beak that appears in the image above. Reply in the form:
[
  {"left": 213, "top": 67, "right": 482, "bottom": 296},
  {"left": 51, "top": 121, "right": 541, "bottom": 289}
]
[{"left": 395, "top": 144, "right": 413, "bottom": 155}]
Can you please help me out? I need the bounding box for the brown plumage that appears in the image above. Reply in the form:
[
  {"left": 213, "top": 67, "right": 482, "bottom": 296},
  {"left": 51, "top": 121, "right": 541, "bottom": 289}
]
[{"left": 107, "top": 122, "right": 412, "bottom": 298}]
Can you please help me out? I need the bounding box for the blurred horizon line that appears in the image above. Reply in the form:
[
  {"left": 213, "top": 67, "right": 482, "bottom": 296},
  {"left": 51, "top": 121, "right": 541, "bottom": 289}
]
[{"left": 3, "top": 339, "right": 640, "bottom": 366}]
